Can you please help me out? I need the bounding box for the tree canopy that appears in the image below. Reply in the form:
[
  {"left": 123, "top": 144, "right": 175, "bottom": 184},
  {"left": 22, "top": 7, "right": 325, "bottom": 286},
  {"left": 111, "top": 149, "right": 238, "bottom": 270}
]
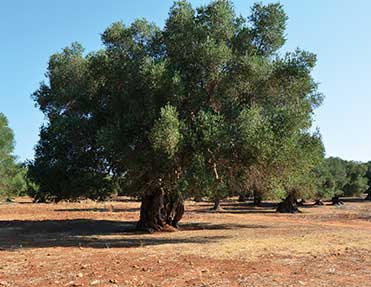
[{"left": 29, "top": 0, "right": 328, "bottom": 229}]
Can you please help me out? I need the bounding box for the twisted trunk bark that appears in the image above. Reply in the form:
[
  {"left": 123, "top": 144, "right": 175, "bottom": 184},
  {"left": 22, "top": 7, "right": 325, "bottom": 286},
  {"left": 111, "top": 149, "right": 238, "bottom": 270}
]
[{"left": 137, "top": 188, "right": 184, "bottom": 232}]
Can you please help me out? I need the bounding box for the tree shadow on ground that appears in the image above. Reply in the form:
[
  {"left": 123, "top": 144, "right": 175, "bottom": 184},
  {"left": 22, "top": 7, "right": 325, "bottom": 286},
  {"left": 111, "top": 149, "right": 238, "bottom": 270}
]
[
  {"left": 54, "top": 207, "right": 140, "bottom": 213},
  {"left": 191, "top": 201, "right": 278, "bottom": 214},
  {"left": 340, "top": 197, "right": 368, "bottom": 203},
  {"left": 0, "top": 219, "right": 265, "bottom": 250},
  {"left": 180, "top": 222, "right": 269, "bottom": 230},
  {"left": 191, "top": 200, "right": 346, "bottom": 214}
]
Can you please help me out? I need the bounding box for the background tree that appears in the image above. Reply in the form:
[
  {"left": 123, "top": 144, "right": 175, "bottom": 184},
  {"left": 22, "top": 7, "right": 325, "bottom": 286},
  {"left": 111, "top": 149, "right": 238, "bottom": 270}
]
[
  {"left": 313, "top": 161, "right": 336, "bottom": 205},
  {"left": 343, "top": 161, "right": 368, "bottom": 197},
  {"left": 323, "top": 157, "right": 348, "bottom": 204},
  {"left": 0, "top": 113, "right": 27, "bottom": 200}
]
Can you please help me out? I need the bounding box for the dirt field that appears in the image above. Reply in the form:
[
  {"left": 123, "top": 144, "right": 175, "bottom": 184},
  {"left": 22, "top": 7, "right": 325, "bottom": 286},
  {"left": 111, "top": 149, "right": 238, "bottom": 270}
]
[{"left": 0, "top": 197, "right": 370, "bottom": 287}]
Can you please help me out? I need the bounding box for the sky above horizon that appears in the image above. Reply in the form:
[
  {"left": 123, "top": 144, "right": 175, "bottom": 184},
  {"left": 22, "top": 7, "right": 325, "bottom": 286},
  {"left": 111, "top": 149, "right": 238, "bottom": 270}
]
[{"left": 1, "top": 0, "right": 370, "bottom": 162}]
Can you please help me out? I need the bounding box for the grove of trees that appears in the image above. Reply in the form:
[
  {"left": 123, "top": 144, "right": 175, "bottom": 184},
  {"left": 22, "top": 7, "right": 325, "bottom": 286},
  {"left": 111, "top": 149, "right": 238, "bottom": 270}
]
[
  {"left": 21, "top": 0, "right": 369, "bottom": 231},
  {"left": 315, "top": 157, "right": 369, "bottom": 205}
]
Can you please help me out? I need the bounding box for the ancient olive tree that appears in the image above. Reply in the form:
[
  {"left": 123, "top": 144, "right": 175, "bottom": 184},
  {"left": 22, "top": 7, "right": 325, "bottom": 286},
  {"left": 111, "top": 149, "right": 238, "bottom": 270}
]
[{"left": 29, "top": 0, "right": 325, "bottom": 229}]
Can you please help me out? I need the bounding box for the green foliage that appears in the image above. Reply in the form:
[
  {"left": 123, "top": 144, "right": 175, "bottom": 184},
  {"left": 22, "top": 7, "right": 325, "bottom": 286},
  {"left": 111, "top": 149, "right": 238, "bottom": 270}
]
[
  {"left": 0, "top": 113, "right": 27, "bottom": 200},
  {"left": 314, "top": 161, "right": 335, "bottom": 200},
  {"left": 238, "top": 105, "right": 273, "bottom": 161},
  {"left": 343, "top": 161, "right": 368, "bottom": 196},
  {"left": 248, "top": 3, "right": 287, "bottom": 55},
  {"left": 150, "top": 105, "right": 183, "bottom": 159},
  {"left": 0, "top": 113, "right": 14, "bottom": 151},
  {"left": 314, "top": 157, "right": 369, "bottom": 200},
  {"left": 0, "top": 162, "right": 28, "bottom": 200},
  {"left": 28, "top": 44, "right": 113, "bottom": 202},
  {"left": 325, "top": 157, "right": 348, "bottom": 196}
]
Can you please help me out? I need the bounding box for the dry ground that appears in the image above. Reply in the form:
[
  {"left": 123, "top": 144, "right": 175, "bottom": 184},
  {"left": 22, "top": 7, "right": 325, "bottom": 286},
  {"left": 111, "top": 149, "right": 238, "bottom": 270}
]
[{"left": 0, "top": 197, "right": 371, "bottom": 287}]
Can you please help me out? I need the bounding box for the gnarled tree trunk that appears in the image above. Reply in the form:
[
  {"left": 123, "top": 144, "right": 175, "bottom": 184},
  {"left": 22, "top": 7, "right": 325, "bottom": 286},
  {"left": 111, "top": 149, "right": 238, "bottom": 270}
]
[
  {"left": 137, "top": 188, "right": 184, "bottom": 232},
  {"left": 365, "top": 190, "right": 371, "bottom": 201},
  {"left": 276, "top": 192, "right": 300, "bottom": 213}
]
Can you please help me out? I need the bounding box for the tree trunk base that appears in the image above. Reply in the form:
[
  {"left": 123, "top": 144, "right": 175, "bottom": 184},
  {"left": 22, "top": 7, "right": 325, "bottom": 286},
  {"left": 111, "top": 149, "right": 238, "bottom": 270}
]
[
  {"left": 137, "top": 188, "right": 184, "bottom": 232},
  {"left": 210, "top": 198, "right": 223, "bottom": 212},
  {"left": 210, "top": 205, "right": 224, "bottom": 212},
  {"left": 332, "top": 196, "right": 344, "bottom": 205},
  {"left": 276, "top": 202, "right": 300, "bottom": 213},
  {"left": 314, "top": 199, "right": 325, "bottom": 206},
  {"left": 276, "top": 194, "right": 300, "bottom": 213},
  {"left": 365, "top": 193, "right": 371, "bottom": 201},
  {"left": 253, "top": 198, "right": 262, "bottom": 207},
  {"left": 238, "top": 194, "right": 247, "bottom": 202}
]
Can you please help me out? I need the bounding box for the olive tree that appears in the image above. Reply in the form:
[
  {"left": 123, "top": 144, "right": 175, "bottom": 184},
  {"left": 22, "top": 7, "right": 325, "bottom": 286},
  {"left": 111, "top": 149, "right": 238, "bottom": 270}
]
[{"left": 29, "top": 1, "right": 325, "bottom": 230}]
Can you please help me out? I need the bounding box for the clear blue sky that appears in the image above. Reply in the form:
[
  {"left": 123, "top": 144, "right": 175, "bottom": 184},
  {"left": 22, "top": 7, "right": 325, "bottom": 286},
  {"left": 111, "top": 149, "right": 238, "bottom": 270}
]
[{"left": 1, "top": 0, "right": 370, "bottom": 162}]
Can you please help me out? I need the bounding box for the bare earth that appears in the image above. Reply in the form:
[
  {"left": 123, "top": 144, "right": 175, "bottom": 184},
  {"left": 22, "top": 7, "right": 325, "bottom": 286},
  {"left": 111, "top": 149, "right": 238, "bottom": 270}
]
[{"left": 0, "top": 197, "right": 370, "bottom": 287}]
